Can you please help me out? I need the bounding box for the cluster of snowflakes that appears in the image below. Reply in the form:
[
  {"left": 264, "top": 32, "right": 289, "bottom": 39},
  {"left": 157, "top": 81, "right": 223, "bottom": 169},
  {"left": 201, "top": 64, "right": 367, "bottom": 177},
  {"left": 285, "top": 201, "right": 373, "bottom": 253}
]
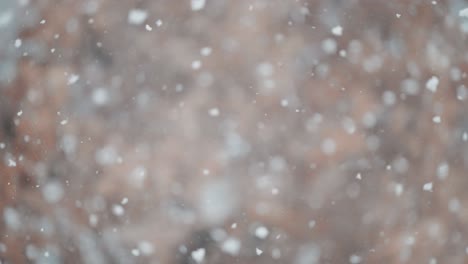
[{"left": 1, "top": 1, "right": 468, "bottom": 263}]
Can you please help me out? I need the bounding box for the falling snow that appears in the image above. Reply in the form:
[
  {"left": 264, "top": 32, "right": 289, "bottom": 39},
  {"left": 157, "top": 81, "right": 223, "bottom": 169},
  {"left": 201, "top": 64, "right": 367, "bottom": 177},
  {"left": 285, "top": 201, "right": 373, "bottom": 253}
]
[
  {"left": 208, "top": 107, "right": 220, "bottom": 116},
  {"left": 254, "top": 226, "right": 269, "bottom": 239},
  {"left": 128, "top": 9, "right": 148, "bottom": 25},
  {"left": 1, "top": 1, "right": 467, "bottom": 263},
  {"left": 191, "top": 248, "right": 206, "bottom": 263},
  {"left": 426, "top": 76, "right": 439, "bottom": 92},
  {"left": 423, "top": 182, "right": 434, "bottom": 192},
  {"left": 256, "top": 248, "right": 263, "bottom": 256},
  {"left": 191, "top": 0, "right": 206, "bottom": 11},
  {"left": 67, "top": 74, "right": 80, "bottom": 85},
  {"left": 331, "top": 25, "right": 343, "bottom": 36},
  {"left": 14, "top": 38, "right": 22, "bottom": 48},
  {"left": 459, "top": 8, "right": 468, "bottom": 17},
  {"left": 112, "top": 204, "right": 125, "bottom": 216},
  {"left": 221, "top": 238, "right": 241, "bottom": 256}
]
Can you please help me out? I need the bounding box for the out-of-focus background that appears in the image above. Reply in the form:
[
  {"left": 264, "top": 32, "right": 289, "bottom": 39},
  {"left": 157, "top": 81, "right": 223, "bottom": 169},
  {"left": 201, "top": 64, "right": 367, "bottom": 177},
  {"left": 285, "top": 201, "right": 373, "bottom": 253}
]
[{"left": 0, "top": 0, "right": 467, "bottom": 263}]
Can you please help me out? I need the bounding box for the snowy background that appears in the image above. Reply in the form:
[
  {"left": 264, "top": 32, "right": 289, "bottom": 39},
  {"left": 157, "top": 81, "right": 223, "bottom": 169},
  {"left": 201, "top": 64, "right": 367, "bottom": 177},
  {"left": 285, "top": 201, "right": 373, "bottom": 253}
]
[{"left": 1, "top": 0, "right": 468, "bottom": 263}]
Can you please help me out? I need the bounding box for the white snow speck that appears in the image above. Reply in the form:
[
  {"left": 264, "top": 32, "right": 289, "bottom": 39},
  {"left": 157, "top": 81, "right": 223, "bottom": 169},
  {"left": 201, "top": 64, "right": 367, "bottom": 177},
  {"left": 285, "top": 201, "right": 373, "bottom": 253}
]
[
  {"left": 60, "top": 119, "right": 68, "bottom": 125},
  {"left": 7, "top": 158, "right": 16, "bottom": 167},
  {"left": 342, "top": 117, "right": 356, "bottom": 134},
  {"left": 3, "top": 207, "right": 21, "bottom": 230},
  {"left": 256, "top": 62, "right": 274, "bottom": 77},
  {"left": 138, "top": 241, "right": 155, "bottom": 256},
  {"left": 155, "top": 19, "right": 163, "bottom": 27},
  {"left": 42, "top": 182, "right": 64, "bottom": 203},
  {"left": 362, "top": 112, "right": 377, "bottom": 128},
  {"left": 331, "top": 25, "right": 343, "bottom": 36},
  {"left": 437, "top": 162, "right": 449, "bottom": 180},
  {"left": 339, "top": 49, "right": 347, "bottom": 57},
  {"left": 425, "top": 76, "right": 439, "bottom": 93},
  {"left": 396, "top": 13, "right": 401, "bottom": 18},
  {"left": 199, "top": 180, "right": 237, "bottom": 224},
  {"left": 67, "top": 74, "right": 79, "bottom": 85},
  {"left": 89, "top": 214, "right": 98, "bottom": 227},
  {"left": 14, "top": 39, "right": 22, "bottom": 48},
  {"left": 308, "top": 220, "right": 316, "bottom": 229},
  {"left": 272, "top": 248, "right": 281, "bottom": 259},
  {"left": 92, "top": 88, "right": 109, "bottom": 105},
  {"left": 256, "top": 248, "right": 263, "bottom": 256},
  {"left": 280, "top": 99, "right": 289, "bottom": 107},
  {"left": 0, "top": 10, "right": 13, "bottom": 28},
  {"left": 191, "top": 60, "right": 202, "bottom": 70},
  {"left": 459, "top": 8, "right": 468, "bottom": 17},
  {"left": 96, "top": 146, "right": 119, "bottom": 165},
  {"left": 128, "top": 9, "right": 148, "bottom": 25},
  {"left": 129, "top": 166, "right": 147, "bottom": 188},
  {"left": 321, "top": 138, "right": 336, "bottom": 155},
  {"left": 382, "top": 90, "right": 396, "bottom": 106},
  {"left": 209, "top": 108, "right": 220, "bottom": 116},
  {"left": 211, "top": 228, "right": 226, "bottom": 241},
  {"left": 349, "top": 254, "right": 362, "bottom": 264},
  {"left": 112, "top": 204, "right": 125, "bottom": 216},
  {"left": 463, "top": 132, "right": 468, "bottom": 142},
  {"left": 394, "top": 183, "right": 404, "bottom": 196},
  {"left": 221, "top": 238, "right": 241, "bottom": 256},
  {"left": 191, "top": 0, "right": 206, "bottom": 11},
  {"left": 254, "top": 226, "right": 269, "bottom": 239},
  {"left": 401, "top": 78, "right": 420, "bottom": 95},
  {"left": 432, "top": 116, "right": 441, "bottom": 123},
  {"left": 423, "top": 182, "right": 433, "bottom": 192},
  {"left": 145, "top": 24, "right": 152, "bottom": 31},
  {"left": 356, "top": 173, "right": 362, "bottom": 180},
  {"left": 270, "top": 156, "right": 286, "bottom": 172},
  {"left": 131, "top": 249, "right": 140, "bottom": 256},
  {"left": 201, "top": 47, "right": 212, "bottom": 56},
  {"left": 321, "top": 38, "right": 337, "bottom": 54},
  {"left": 191, "top": 248, "right": 205, "bottom": 263}
]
